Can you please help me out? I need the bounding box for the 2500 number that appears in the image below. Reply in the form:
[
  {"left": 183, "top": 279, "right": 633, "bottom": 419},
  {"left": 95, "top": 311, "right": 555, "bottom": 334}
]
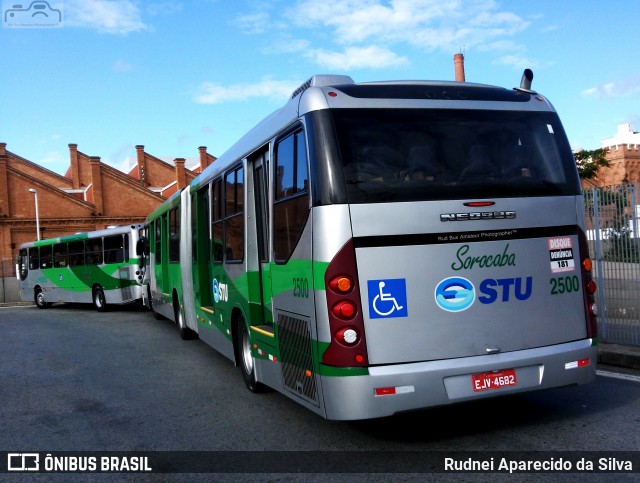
[
  {"left": 293, "top": 277, "right": 309, "bottom": 298},
  {"left": 550, "top": 275, "right": 580, "bottom": 295}
]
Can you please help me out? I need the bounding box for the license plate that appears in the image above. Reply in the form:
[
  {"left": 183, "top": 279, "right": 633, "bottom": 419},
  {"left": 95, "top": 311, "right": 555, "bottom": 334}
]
[{"left": 471, "top": 369, "right": 517, "bottom": 392}]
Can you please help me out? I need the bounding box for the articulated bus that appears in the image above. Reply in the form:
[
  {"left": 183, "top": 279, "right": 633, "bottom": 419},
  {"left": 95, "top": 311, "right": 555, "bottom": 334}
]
[
  {"left": 17, "top": 225, "right": 145, "bottom": 311},
  {"left": 144, "top": 72, "right": 598, "bottom": 420}
]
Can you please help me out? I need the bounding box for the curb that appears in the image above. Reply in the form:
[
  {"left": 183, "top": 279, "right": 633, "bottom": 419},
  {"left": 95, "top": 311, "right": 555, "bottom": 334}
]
[{"left": 598, "top": 342, "right": 640, "bottom": 370}]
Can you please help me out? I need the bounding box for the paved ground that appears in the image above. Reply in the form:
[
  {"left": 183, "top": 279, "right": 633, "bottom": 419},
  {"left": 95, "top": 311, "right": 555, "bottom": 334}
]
[{"left": 2, "top": 301, "right": 639, "bottom": 370}]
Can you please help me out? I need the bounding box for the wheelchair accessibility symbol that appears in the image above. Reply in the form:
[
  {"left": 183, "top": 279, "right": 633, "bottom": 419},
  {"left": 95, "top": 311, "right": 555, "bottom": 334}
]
[{"left": 368, "top": 279, "right": 408, "bottom": 319}]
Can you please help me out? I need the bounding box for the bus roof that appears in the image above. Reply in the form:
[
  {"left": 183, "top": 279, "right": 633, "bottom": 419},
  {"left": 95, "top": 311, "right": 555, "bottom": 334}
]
[
  {"left": 19, "top": 224, "right": 143, "bottom": 249},
  {"left": 171, "top": 73, "right": 555, "bottom": 208}
]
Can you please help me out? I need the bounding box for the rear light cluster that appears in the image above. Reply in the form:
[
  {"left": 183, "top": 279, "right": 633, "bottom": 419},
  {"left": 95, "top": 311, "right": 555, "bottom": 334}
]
[
  {"left": 322, "top": 239, "right": 369, "bottom": 367},
  {"left": 578, "top": 228, "right": 598, "bottom": 338}
]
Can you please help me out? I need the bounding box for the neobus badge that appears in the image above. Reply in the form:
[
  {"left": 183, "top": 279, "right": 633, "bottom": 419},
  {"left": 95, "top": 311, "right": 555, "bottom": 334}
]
[{"left": 440, "top": 211, "right": 516, "bottom": 222}]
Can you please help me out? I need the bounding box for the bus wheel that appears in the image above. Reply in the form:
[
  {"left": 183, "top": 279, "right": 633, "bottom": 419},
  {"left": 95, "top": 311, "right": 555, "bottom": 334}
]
[
  {"left": 239, "top": 316, "right": 266, "bottom": 393},
  {"left": 149, "top": 288, "right": 164, "bottom": 320},
  {"left": 34, "top": 288, "right": 50, "bottom": 309},
  {"left": 93, "top": 286, "right": 107, "bottom": 312},
  {"left": 175, "top": 304, "right": 196, "bottom": 340}
]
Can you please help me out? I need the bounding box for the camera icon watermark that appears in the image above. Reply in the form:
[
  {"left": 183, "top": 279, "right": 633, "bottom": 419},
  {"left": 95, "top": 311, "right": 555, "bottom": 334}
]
[
  {"left": 7, "top": 453, "right": 40, "bottom": 471},
  {"left": 2, "top": 1, "right": 63, "bottom": 28}
]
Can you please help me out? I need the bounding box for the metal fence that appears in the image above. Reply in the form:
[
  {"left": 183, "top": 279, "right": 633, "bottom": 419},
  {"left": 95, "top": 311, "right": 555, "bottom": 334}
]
[{"left": 584, "top": 182, "right": 640, "bottom": 345}]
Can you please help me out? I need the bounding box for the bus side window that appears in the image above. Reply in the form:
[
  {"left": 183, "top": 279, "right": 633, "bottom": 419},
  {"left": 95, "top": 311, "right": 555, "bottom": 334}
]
[
  {"left": 53, "top": 243, "right": 68, "bottom": 267},
  {"left": 86, "top": 239, "right": 103, "bottom": 265},
  {"left": 169, "top": 207, "right": 180, "bottom": 263},
  {"left": 28, "top": 247, "right": 39, "bottom": 270},
  {"left": 104, "top": 235, "right": 124, "bottom": 264},
  {"left": 224, "top": 166, "right": 244, "bottom": 262},
  {"left": 154, "top": 220, "right": 161, "bottom": 259},
  {"left": 211, "top": 179, "right": 223, "bottom": 262},
  {"left": 68, "top": 241, "right": 85, "bottom": 267},
  {"left": 274, "top": 129, "right": 310, "bottom": 262},
  {"left": 40, "top": 245, "right": 52, "bottom": 269},
  {"left": 18, "top": 248, "right": 28, "bottom": 281}
]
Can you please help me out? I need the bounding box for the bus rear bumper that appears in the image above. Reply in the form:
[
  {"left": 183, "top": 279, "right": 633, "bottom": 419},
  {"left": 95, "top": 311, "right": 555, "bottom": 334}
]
[{"left": 319, "top": 339, "right": 597, "bottom": 421}]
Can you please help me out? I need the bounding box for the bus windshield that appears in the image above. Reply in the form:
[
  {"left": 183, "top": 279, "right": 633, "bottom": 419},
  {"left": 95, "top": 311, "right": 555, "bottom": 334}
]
[{"left": 330, "top": 108, "right": 581, "bottom": 203}]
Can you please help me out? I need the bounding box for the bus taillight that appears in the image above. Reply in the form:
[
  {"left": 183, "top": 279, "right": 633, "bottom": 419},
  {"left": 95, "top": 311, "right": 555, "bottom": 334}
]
[
  {"left": 336, "top": 327, "right": 359, "bottom": 345},
  {"left": 329, "top": 275, "right": 353, "bottom": 294},
  {"left": 332, "top": 301, "right": 356, "bottom": 319},
  {"left": 578, "top": 228, "right": 598, "bottom": 338},
  {"left": 322, "top": 239, "right": 369, "bottom": 367}
]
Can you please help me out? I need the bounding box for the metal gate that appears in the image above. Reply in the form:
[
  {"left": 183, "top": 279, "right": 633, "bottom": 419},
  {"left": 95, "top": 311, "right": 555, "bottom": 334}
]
[{"left": 584, "top": 182, "right": 640, "bottom": 345}]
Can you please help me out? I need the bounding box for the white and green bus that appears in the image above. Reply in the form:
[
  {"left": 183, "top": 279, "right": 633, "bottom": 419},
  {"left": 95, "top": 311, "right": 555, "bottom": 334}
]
[
  {"left": 17, "top": 225, "right": 146, "bottom": 311},
  {"left": 144, "top": 72, "right": 598, "bottom": 420}
]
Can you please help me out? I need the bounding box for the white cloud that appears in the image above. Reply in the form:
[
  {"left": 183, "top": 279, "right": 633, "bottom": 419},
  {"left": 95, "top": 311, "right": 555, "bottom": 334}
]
[
  {"left": 112, "top": 59, "right": 134, "bottom": 72},
  {"left": 243, "top": 0, "right": 531, "bottom": 70},
  {"left": 582, "top": 73, "right": 640, "bottom": 99},
  {"left": 65, "top": 0, "right": 147, "bottom": 34},
  {"left": 493, "top": 53, "right": 540, "bottom": 70},
  {"left": 262, "top": 38, "right": 310, "bottom": 55},
  {"left": 39, "top": 150, "right": 66, "bottom": 166},
  {"left": 193, "top": 77, "right": 300, "bottom": 105},
  {"left": 147, "top": 2, "right": 183, "bottom": 16},
  {"left": 236, "top": 11, "right": 271, "bottom": 34},
  {"left": 284, "top": 0, "right": 528, "bottom": 52},
  {"left": 307, "top": 45, "right": 409, "bottom": 70}
]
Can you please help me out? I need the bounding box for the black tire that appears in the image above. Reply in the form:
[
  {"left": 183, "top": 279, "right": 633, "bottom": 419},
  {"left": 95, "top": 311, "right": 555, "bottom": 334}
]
[
  {"left": 175, "top": 303, "right": 196, "bottom": 340},
  {"left": 34, "top": 287, "right": 50, "bottom": 309},
  {"left": 149, "top": 288, "right": 164, "bottom": 320},
  {"left": 239, "top": 316, "right": 266, "bottom": 393},
  {"left": 93, "top": 286, "right": 107, "bottom": 312}
]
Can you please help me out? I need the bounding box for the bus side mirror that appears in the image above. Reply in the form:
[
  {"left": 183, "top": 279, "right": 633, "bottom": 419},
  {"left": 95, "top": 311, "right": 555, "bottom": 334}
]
[{"left": 136, "top": 237, "right": 149, "bottom": 257}]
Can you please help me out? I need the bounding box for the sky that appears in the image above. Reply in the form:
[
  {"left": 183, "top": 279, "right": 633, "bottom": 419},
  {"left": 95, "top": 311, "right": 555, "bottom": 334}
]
[{"left": 1, "top": 0, "right": 639, "bottom": 175}]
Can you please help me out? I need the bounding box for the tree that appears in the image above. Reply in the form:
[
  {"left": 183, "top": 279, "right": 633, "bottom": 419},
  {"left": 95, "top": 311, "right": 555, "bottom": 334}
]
[{"left": 575, "top": 148, "right": 609, "bottom": 179}]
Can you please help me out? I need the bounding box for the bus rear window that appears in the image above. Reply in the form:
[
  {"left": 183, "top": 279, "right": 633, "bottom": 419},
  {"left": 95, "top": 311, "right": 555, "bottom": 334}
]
[{"left": 331, "top": 108, "right": 581, "bottom": 203}]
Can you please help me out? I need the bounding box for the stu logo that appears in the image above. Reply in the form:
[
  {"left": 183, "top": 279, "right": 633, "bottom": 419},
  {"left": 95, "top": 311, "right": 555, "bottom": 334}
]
[
  {"left": 434, "top": 276, "right": 533, "bottom": 312},
  {"left": 434, "top": 277, "right": 475, "bottom": 312},
  {"left": 212, "top": 279, "right": 228, "bottom": 303},
  {"left": 478, "top": 277, "right": 533, "bottom": 304}
]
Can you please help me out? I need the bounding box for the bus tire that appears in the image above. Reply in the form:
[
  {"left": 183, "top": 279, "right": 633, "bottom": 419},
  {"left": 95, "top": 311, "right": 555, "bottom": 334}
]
[
  {"left": 239, "top": 316, "right": 266, "bottom": 393},
  {"left": 175, "top": 302, "right": 196, "bottom": 340},
  {"left": 149, "top": 288, "right": 164, "bottom": 320},
  {"left": 34, "top": 287, "right": 50, "bottom": 309},
  {"left": 93, "top": 286, "right": 107, "bottom": 312}
]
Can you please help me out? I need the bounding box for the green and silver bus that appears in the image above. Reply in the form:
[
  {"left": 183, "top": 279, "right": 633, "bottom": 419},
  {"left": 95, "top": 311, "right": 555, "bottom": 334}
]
[
  {"left": 17, "top": 225, "right": 145, "bottom": 311},
  {"left": 144, "top": 73, "right": 598, "bottom": 420}
]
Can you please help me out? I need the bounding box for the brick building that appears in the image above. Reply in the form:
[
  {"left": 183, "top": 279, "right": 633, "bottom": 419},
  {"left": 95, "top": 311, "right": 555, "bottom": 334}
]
[
  {"left": 0, "top": 142, "right": 215, "bottom": 284},
  {"left": 586, "top": 123, "right": 640, "bottom": 187}
]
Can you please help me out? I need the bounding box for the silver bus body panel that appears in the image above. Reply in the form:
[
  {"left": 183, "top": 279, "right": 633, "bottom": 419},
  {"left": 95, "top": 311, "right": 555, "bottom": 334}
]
[
  {"left": 179, "top": 186, "right": 199, "bottom": 333},
  {"left": 349, "top": 197, "right": 579, "bottom": 236},
  {"left": 311, "top": 205, "right": 353, "bottom": 345},
  {"left": 299, "top": 83, "right": 554, "bottom": 114},
  {"left": 350, "top": 196, "right": 587, "bottom": 364},
  {"left": 320, "top": 339, "right": 596, "bottom": 421}
]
